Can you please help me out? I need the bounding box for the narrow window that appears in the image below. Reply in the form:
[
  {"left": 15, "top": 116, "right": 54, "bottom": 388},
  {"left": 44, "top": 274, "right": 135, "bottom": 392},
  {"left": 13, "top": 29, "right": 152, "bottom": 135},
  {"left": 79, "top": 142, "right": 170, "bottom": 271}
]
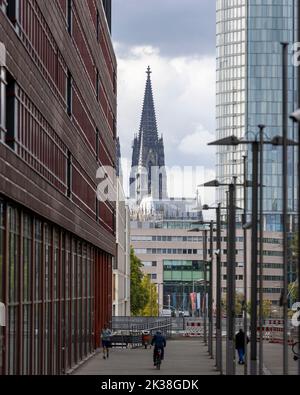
[
  {"left": 67, "top": 70, "right": 72, "bottom": 116},
  {"left": 96, "top": 70, "right": 99, "bottom": 101},
  {"left": 96, "top": 9, "right": 100, "bottom": 41},
  {"left": 5, "top": 72, "right": 17, "bottom": 150},
  {"left": 6, "top": 0, "right": 19, "bottom": 27},
  {"left": 102, "top": 0, "right": 111, "bottom": 33},
  {"left": 113, "top": 70, "right": 117, "bottom": 94},
  {"left": 95, "top": 196, "right": 99, "bottom": 222},
  {"left": 67, "top": 150, "right": 72, "bottom": 198},
  {"left": 0, "top": 64, "right": 6, "bottom": 141},
  {"left": 96, "top": 127, "right": 99, "bottom": 161},
  {"left": 67, "top": 0, "right": 73, "bottom": 35}
]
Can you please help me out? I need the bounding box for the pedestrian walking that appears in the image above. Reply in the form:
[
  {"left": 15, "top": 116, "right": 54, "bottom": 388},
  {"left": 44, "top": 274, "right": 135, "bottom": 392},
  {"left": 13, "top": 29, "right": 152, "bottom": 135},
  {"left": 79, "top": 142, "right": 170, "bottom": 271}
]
[
  {"left": 235, "top": 328, "right": 249, "bottom": 365},
  {"left": 101, "top": 323, "right": 112, "bottom": 360}
]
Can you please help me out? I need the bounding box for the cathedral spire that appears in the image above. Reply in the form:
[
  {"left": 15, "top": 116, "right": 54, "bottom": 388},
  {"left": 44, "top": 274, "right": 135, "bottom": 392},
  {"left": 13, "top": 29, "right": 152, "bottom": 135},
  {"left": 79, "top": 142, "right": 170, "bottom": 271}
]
[
  {"left": 130, "top": 67, "right": 167, "bottom": 204},
  {"left": 138, "top": 66, "right": 158, "bottom": 154}
]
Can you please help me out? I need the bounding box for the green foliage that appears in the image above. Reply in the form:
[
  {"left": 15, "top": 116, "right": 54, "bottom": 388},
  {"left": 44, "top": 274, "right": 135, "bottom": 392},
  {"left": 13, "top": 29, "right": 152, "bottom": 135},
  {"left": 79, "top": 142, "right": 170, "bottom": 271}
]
[
  {"left": 221, "top": 293, "right": 246, "bottom": 316},
  {"left": 139, "top": 275, "right": 159, "bottom": 317},
  {"left": 130, "top": 247, "right": 149, "bottom": 316},
  {"left": 247, "top": 299, "right": 272, "bottom": 319},
  {"left": 288, "top": 282, "right": 298, "bottom": 304}
]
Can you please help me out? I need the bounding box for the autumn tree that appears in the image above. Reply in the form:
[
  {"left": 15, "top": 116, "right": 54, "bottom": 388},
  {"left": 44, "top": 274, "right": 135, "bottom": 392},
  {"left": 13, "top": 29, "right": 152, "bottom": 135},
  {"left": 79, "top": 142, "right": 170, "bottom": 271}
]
[{"left": 130, "top": 247, "right": 149, "bottom": 316}]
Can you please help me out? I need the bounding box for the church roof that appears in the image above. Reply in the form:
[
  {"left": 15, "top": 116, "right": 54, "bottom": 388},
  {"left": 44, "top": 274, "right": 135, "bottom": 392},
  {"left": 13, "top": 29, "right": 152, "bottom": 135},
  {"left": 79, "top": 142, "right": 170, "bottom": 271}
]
[{"left": 138, "top": 66, "right": 159, "bottom": 148}]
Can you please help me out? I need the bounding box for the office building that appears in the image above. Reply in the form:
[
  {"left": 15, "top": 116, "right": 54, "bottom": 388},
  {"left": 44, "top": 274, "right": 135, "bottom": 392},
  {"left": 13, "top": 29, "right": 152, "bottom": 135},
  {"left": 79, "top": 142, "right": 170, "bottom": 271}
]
[
  {"left": 216, "top": 0, "right": 296, "bottom": 231},
  {"left": 0, "top": 0, "right": 116, "bottom": 374}
]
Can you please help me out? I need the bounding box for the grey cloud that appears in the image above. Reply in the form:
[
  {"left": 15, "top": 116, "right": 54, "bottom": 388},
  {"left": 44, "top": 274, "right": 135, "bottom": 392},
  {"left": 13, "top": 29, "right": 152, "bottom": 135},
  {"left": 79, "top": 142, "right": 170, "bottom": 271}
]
[{"left": 112, "top": 0, "right": 216, "bottom": 58}]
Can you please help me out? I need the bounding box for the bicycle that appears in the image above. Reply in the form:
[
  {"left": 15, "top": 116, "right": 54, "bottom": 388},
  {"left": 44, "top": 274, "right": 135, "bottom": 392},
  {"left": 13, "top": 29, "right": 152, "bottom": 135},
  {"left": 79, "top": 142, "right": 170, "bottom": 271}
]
[
  {"left": 154, "top": 348, "right": 162, "bottom": 370},
  {"left": 292, "top": 342, "right": 300, "bottom": 361}
]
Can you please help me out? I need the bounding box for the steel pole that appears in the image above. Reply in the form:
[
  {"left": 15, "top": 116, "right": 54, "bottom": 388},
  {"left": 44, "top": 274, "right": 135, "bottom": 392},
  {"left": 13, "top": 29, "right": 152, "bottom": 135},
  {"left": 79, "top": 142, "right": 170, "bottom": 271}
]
[
  {"left": 216, "top": 204, "right": 223, "bottom": 374},
  {"left": 250, "top": 141, "right": 259, "bottom": 375},
  {"left": 297, "top": 0, "right": 300, "bottom": 375},
  {"left": 226, "top": 190, "right": 229, "bottom": 373},
  {"left": 203, "top": 229, "right": 208, "bottom": 346},
  {"left": 243, "top": 155, "right": 248, "bottom": 375},
  {"left": 258, "top": 124, "right": 265, "bottom": 375},
  {"left": 282, "top": 42, "right": 289, "bottom": 376},
  {"left": 209, "top": 221, "right": 214, "bottom": 358},
  {"left": 227, "top": 183, "right": 236, "bottom": 375}
]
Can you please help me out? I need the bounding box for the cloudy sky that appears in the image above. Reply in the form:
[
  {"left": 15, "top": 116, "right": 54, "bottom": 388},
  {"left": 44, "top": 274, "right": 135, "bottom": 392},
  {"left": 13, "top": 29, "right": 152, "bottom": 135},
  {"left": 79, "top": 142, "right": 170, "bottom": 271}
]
[{"left": 112, "top": 0, "right": 216, "bottom": 204}]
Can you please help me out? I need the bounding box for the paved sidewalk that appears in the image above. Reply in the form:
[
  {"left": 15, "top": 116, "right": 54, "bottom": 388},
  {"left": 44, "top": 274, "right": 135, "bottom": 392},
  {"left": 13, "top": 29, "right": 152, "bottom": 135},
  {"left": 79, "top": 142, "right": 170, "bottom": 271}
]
[
  {"left": 220, "top": 340, "right": 298, "bottom": 375},
  {"left": 73, "top": 339, "right": 219, "bottom": 375}
]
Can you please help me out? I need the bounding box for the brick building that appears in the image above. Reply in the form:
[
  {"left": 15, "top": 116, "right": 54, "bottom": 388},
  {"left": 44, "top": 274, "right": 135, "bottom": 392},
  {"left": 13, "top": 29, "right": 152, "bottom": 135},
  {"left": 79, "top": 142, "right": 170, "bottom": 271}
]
[{"left": 0, "top": 0, "right": 116, "bottom": 374}]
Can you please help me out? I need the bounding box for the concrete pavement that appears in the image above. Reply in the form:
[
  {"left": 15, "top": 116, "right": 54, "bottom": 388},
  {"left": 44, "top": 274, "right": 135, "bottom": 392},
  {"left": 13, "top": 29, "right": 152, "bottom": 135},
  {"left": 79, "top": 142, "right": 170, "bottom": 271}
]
[
  {"left": 73, "top": 339, "right": 219, "bottom": 375},
  {"left": 220, "top": 340, "right": 299, "bottom": 375}
]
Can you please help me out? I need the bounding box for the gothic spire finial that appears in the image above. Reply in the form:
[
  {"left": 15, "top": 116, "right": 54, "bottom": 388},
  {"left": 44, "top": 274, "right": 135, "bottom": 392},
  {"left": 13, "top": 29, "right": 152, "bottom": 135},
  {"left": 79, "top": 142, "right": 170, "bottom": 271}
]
[{"left": 146, "top": 65, "right": 152, "bottom": 78}]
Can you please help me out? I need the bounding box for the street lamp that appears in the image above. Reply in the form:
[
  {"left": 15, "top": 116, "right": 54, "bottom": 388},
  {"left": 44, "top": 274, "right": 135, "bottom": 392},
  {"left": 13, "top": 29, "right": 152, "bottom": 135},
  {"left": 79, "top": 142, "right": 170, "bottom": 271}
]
[
  {"left": 208, "top": 126, "right": 298, "bottom": 375},
  {"left": 201, "top": 200, "right": 244, "bottom": 374},
  {"left": 201, "top": 179, "right": 245, "bottom": 376},
  {"left": 188, "top": 227, "right": 209, "bottom": 346},
  {"left": 201, "top": 204, "right": 223, "bottom": 373}
]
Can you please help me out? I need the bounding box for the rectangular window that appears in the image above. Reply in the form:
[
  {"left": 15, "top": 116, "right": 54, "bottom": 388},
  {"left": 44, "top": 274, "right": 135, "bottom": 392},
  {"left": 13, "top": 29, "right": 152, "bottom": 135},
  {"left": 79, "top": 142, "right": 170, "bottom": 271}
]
[
  {"left": 6, "top": 0, "right": 19, "bottom": 27},
  {"left": 96, "top": 9, "right": 100, "bottom": 41},
  {"left": 8, "top": 206, "right": 19, "bottom": 375},
  {"left": 0, "top": 63, "right": 6, "bottom": 141},
  {"left": 96, "top": 70, "right": 99, "bottom": 101},
  {"left": 102, "top": 0, "right": 111, "bottom": 32},
  {"left": 67, "top": 0, "right": 73, "bottom": 35},
  {"left": 5, "top": 73, "right": 17, "bottom": 149},
  {"left": 67, "top": 71, "right": 72, "bottom": 116},
  {"left": 96, "top": 127, "right": 99, "bottom": 161},
  {"left": 67, "top": 150, "right": 72, "bottom": 198}
]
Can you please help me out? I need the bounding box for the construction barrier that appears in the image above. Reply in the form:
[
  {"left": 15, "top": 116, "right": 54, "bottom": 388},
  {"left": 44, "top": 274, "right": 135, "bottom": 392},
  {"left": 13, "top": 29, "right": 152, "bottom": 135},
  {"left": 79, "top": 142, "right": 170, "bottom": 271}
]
[{"left": 184, "top": 321, "right": 203, "bottom": 337}]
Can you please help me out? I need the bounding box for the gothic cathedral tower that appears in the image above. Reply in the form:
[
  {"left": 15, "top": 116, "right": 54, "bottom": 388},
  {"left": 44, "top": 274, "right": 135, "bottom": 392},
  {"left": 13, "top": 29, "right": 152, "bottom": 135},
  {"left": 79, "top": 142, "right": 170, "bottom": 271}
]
[{"left": 130, "top": 67, "right": 167, "bottom": 205}]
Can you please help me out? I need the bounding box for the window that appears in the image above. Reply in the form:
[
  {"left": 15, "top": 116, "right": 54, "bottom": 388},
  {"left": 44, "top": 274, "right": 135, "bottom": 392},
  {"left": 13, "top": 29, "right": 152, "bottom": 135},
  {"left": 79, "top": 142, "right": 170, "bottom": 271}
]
[
  {"left": 8, "top": 206, "right": 19, "bottom": 375},
  {"left": 67, "top": 0, "right": 73, "bottom": 35},
  {"left": 96, "top": 70, "right": 99, "bottom": 101},
  {"left": 67, "top": 150, "right": 72, "bottom": 198},
  {"left": 152, "top": 274, "right": 157, "bottom": 280},
  {"left": 0, "top": 61, "right": 6, "bottom": 140},
  {"left": 6, "top": 0, "right": 19, "bottom": 27},
  {"left": 96, "top": 127, "right": 99, "bottom": 161},
  {"left": 102, "top": 0, "right": 111, "bottom": 33},
  {"left": 67, "top": 70, "right": 72, "bottom": 116},
  {"left": 96, "top": 9, "right": 100, "bottom": 41},
  {"left": 5, "top": 72, "right": 16, "bottom": 149}
]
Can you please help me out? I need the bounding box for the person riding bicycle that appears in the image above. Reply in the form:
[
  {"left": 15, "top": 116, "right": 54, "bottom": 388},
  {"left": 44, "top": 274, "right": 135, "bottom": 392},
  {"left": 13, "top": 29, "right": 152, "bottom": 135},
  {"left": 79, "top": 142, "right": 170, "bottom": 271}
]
[{"left": 151, "top": 330, "right": 166, "bottom": 366}]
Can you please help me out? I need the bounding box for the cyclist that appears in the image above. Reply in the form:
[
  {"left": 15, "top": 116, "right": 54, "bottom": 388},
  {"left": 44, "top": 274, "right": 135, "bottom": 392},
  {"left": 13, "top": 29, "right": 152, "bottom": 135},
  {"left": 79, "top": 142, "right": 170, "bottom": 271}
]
[{"left": 151, "top": 330, "right": 166, "bottom": 366}]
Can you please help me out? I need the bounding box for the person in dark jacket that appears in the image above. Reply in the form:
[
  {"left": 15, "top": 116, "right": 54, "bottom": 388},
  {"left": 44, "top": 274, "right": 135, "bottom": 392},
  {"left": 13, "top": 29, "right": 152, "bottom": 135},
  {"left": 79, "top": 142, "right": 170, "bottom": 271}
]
[
  {"left": 235, "top": 328, "right": 249, "bottom": 365},
  {"left": 151, "top": 330, "right": 166, "bottom": 365}
]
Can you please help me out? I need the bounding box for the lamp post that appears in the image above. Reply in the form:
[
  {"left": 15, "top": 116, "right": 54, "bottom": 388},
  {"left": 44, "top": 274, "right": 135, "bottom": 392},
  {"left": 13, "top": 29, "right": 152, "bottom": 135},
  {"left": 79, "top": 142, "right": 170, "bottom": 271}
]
[
  {"left": 203, "top": 229, "right": 208, "bottom": 346},
  {"left": 201, "top": 179, "right": 246, "bottom": 375},
  {"left": 188, "top": 224, "right": 213, "bottom": 351},
  {"left": 201, "top": 203, "right": 223, "bottom": 373},
  {"left": 242, "top": 155, "right": 249, "bottom": 376},
  {"left": 208, "top": 127, "right": 297, "bottom": 375},
  {"left": 281, "top": 42, "right": 289, "bottom": 376},
  {"left": 289, "top": 109, "right": 300, "bottom": 376}
]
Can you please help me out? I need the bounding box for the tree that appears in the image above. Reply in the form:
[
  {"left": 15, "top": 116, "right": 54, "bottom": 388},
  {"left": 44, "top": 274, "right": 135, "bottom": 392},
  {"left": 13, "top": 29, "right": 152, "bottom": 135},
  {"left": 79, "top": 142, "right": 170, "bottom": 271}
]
[
  {"left": 247, "top": 299, "right": 272, "bottom": 319},
  {"left": 130, "top": 247, "right": 149, "bottom": 316},
  {"left": 140, "top": 275, "right": 159, "bottom": 317},
  {"left": 221, "top": 293, "right": 245, "bottom": 316},
  {"left": 288, "top": 282, "right": 298, "bottom": 305}
]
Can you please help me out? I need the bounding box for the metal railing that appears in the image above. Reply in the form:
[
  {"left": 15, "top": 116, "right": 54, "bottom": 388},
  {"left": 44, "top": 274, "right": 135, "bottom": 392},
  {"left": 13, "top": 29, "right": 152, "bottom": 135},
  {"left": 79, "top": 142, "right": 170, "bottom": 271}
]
[{"left": 111, "top": 317, "right": 172, "bottom": 348}]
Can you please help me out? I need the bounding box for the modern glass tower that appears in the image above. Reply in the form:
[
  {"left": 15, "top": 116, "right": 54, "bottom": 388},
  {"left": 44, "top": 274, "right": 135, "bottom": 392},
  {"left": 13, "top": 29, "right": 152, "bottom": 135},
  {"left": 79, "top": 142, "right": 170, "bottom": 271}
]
[{"left": 216, "top": 0, "right": 297, "bottom": 231}]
